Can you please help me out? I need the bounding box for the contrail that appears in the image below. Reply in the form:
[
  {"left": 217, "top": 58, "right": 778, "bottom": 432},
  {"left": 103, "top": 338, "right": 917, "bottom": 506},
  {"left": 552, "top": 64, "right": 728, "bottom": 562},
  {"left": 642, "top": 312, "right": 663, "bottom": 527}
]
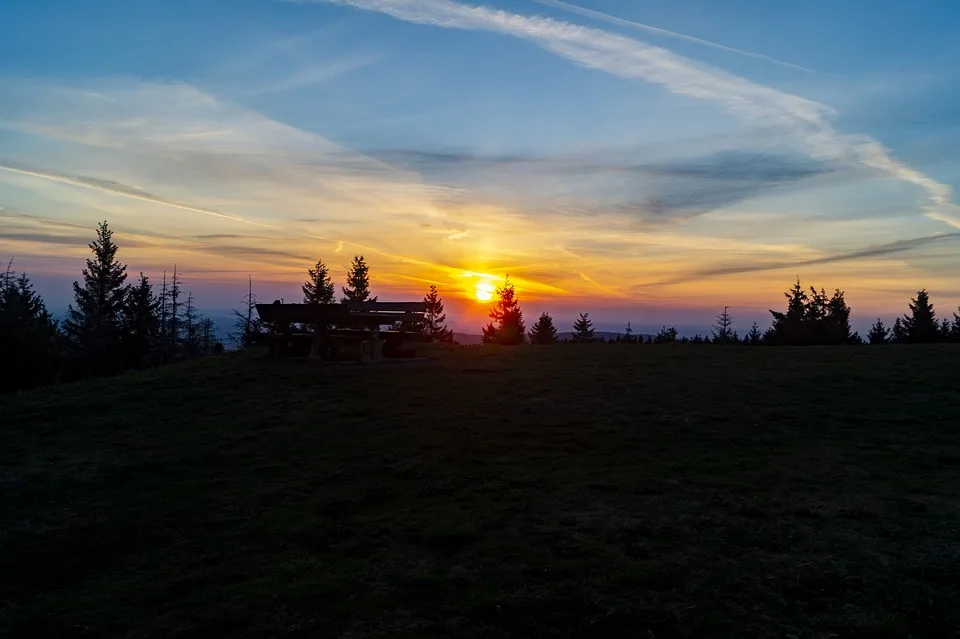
[
  {"left": 531, "top": 0, "right": 817, "bottom": 73},
  {"left": 0, "top": 161, "right": 273, "bottom": 228}
]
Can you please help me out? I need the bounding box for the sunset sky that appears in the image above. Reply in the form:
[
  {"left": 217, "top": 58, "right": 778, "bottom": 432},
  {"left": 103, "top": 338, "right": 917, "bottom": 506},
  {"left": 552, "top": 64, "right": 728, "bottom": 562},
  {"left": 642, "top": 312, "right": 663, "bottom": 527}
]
[{"left": 2, "top": 0, "right": 959, "bottom": 333}]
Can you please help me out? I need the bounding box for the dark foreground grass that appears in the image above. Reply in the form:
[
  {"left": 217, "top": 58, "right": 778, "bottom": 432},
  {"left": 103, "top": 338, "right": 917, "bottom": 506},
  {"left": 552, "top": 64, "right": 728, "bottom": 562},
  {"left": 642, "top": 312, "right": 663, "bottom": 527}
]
[{"left": 2, "top": 345, "right": 960, "bottom": 638}]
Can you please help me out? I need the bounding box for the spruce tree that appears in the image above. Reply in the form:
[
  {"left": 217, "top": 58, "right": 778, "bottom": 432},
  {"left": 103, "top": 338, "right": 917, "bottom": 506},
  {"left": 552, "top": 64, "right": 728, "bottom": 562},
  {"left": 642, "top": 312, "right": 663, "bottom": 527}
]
[
  {"left": 952, "top": 308, "right": 960, "bottom": 342},
  {"left": 867, "top": 318, "right": 889, "bottom": 345},
  {"left": 903, "top": 288, "right": 939, "bottom": 343},
  {"left": 711, "top": 306, "right": 734, "bottom": 343},
  {"left": 891, "top": 316, "right": 907, "bottom": 343},
  {"left": 164, "top": 266, "right": 185, "bottom": 359},
  {"left": 481, "top": 276, "right": 525, "bottom": 345},
  {"left": 0, "top": 265, "right": 60, "bottom": 391},
  {"left": 654, "top": 326, "right": 678, "bottom": 343},
  {"left": 768, "top": 279, "right": 808, "bottom": 345},
  {"left": 744, "top": 322, "right": 762, "bottom": 345},
  {"left": 303, "top": 259, "right": 335, "bottom": 304},
  {"left": 825, "top": 289, "right": 852, "bottom": 344},
  {"left": 528, "top": 312, "right": 558, "bottom": 344},
  {"left": 341, "top": 255, "right": 377, "bottom": 306},
  {"left": 121, "top": 273, "right": 160, "bottom": 368},
  {"left": 420, "top": 285, "right": 453, "bottom": 342},
  {"left": 231, "top": 276, "right": 264, "bottom": 349},
  {"left": 572, "top": 312, "right": 595, "bottom": 342},
  {"left": 63, "top": 221, "right": 128, "bottom": 376},
  {"left": 183, "top": 292, "right": 203, "bottom": 358},
  {"left": 622, "top": 321, "right": 637, "bottom": 344}
]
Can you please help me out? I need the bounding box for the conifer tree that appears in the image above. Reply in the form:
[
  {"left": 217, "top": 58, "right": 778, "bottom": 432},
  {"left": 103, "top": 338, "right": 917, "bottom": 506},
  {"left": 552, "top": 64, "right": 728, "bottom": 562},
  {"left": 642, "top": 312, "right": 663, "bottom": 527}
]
[
  {"left": 1, "top": 264, "right": 60, "bottom": 391},
  {"left": 420, "top": 285, "right": 453, "bottom": 342},
  {"left": 712, "top": 306, "right": 735, "bottom": 344},
  {"left": 744, "top": 322, "right": 763, "bottom": 345},
  {"left": 768, "top": 279, "right": 808, "bottom": 345},
  {"left": 303, "top": 259, "right": 335, "bottom": 304},
  {"left": 481, "top": 276, "right": 525, "bottom": 345},
  {"left": 952, "top": 308, "right": 960, "bottom": 342},
  {"left": 654, "top": 326, "right": 678, "bottom": 343},
  {"left": 903, "top": 288, "right": 939, "bottom": 343},
  {"left": 121, "top": 273, "right": 160, "bottom": 368},
  {"left": 231, "top": 276, "right": 264, "bottom": 349},
  {"left": 622, "top": 321, "right": 638, "bottom": 344},
  {"left": 572, "top": 312, "right": 595, "bottom": 342},
  {"left": 183, "top": 292, "right": 203, "bottom": 358},
  {"left": 63, "top": 221, "right": 128, "bottom": 376},
  {"left": 891, "top": 316, "right": 907, "bottom": 343},
  {"left": 164, "top": 265, "right": 185, "bottom": 358},
  {"left": 341, "top": 255, "right": 377, "bottom": 306},
  {"left": 867, "top": 318, "right": 889, "bottom": 345},
  {"left": 825, "top": 289, "right": 853, "bottom": 344},
  {"left": 528, "top": 312, "right": 558, "bottom": 344}
]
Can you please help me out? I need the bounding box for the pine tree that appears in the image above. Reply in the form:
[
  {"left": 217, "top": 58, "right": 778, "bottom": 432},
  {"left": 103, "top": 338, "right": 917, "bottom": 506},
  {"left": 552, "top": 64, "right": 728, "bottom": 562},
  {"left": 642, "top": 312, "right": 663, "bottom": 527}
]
[
  {"left": 303, "top": 259, "right": 335, "bottom": 304},
  {"left": 744, "top": 322, "right": 762, "bottom": 345},
  {"left": 341, "top": 255, "right": 377, "bottom": 306},
  {"left": 0, "top": 264, "right": 60, "bottom": 391},
  {"left": 891, "top": 316, "right": 907, "bottom": 343},
  {"left": 712, "top": 306, "right": 735, "bottom": 344},
  {"left": 621, "top": 321, "right": 638, "bottom": 344},
  {"left": 481, "top": 276, "right": 525, "bottom": 345},
  {"left": 63, "top": 221, "right": 128, "bottom": 376},
  {"left": 419, "top": 285, "right": 453, "bottom": 342},
  {"left": 867, "top": 318, "right": 889, "bottom": 345},
  {"left": 572, "top": 312, "right": 595, "bottom": 342},
  {"left": 903, "top": 288, "right": 939, "bottom": 343},
  {"left": 528, "top": 312, "right": 558, "bottom": 344},
  {"left": 121, "top": 273, "right": 160, "bottom": 368},
  {"left": 952, "top": 308, "right": 960, "bottom": 342},
  {"left": 158, "top": 271, "right": 169, "bottom": 364},
  {"left": 201, "top": 318, "right": 216, "bottom": 355},
  {"left": 164, "top": 266, "right": 185, "bottom": 358}
]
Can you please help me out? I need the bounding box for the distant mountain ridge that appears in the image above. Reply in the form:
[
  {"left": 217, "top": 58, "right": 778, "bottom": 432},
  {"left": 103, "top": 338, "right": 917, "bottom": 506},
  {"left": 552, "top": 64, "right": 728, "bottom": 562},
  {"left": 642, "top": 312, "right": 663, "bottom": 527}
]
[{"left": 453, "top": 331, "right": 655, "bottom": 345}]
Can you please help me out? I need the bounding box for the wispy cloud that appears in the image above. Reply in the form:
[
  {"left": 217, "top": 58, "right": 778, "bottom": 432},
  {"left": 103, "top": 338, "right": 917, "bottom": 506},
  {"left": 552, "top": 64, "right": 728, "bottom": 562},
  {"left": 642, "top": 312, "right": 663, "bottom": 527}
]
[
  {"left": 247, "top": 55, "right": 376, "bottom": 95},
  {"left": 0, "top": 160, "right": 271, "bottom": 227},
  {"left": 304, "top": 0, "right": 960, "bottom": 229},
  {"left": 652, "top": 232, "right": 960, "bottom": 285},
  {"left": 531, "top": 0, "right": 817, "bottom": 73}
]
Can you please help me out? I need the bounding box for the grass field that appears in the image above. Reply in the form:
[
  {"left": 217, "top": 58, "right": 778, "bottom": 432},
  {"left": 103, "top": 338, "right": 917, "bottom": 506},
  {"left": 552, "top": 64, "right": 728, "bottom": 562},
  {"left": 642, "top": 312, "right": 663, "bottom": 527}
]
[{"left": 2, "top": 344, "right": 960, "bottom": 638}]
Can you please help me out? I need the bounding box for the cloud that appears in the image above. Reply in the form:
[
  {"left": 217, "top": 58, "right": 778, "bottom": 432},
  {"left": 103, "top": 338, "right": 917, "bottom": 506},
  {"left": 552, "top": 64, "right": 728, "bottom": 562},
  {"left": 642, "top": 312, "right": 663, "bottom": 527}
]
[
  {"left": 247, "top": 55, "right": 377, "bottom": 95},
  {"left": 0, "top": 160, "right": 270, "bottom": 227},
  {"left": 531, "top": 0, "right": 817, "bottom": 73},
  {"left": 305, "top": 0, "right": 959, "bottom": 228},
  {"left": 656, "top": 232, "right": 960, "bottom": 285}
]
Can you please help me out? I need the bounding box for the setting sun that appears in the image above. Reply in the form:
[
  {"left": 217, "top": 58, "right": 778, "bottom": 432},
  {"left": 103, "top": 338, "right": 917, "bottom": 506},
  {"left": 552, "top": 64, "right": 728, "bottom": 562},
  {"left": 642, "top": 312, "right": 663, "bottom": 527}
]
[{"left": 475, "top": 280, "right": 495, "bottom": 302}]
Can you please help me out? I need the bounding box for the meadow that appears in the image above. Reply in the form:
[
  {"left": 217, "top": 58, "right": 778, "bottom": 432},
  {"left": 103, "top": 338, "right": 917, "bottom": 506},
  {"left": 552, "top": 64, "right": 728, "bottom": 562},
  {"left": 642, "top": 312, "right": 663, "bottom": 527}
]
[{"left": 2, "top": 344, "right": 959, "bottom": 638}]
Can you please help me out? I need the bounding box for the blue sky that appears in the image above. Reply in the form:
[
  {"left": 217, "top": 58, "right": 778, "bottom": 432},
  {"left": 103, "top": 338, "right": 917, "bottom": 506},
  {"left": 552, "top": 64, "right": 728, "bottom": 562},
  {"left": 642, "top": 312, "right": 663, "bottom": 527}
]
[{"left": 1, "top": 0, "right": 959, "bottom": 333}]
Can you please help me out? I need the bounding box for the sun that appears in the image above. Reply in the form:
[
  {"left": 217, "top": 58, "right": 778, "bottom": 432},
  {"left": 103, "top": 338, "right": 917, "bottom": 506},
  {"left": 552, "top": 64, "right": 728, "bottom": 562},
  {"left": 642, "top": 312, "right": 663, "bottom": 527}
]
[{"left": 474, "top": 280, "right": 495, "bottom": 302}]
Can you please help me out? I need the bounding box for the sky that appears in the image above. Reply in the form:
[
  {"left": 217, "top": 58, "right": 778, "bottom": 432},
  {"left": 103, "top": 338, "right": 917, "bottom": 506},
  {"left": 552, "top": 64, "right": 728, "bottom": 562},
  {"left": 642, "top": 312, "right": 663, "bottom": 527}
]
[{"left": 1, "top": 0, "right": 959, "bottom": 334}]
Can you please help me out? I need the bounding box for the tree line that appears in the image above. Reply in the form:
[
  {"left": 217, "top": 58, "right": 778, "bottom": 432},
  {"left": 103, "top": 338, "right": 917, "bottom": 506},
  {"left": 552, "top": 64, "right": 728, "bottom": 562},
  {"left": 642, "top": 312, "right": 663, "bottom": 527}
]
[
  {"left": 480, "top": 276, "right": 960, "bottom": 346},
  {"left": 2, "top": 222, "right": 222, "bottom": 393}
]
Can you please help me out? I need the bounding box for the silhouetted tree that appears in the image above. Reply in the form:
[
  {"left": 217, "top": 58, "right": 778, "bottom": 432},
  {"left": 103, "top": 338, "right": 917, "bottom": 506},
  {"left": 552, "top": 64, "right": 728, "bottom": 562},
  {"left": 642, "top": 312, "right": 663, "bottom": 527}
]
[
  {"left": 952, "top": 308, "right": 960, "bottom": 342},
  {"left": 303, "top": 259, "right": 335, "bottom": 304},
  {"left": 1, "top": 263, "right": 60, "bottom": 391},
  {"left": 183, "top": 292, "right": 203, "bottom": 358},
  {"left": 63, "top": 221, "right": 128, "bottom": 376},
  {"left": 528, "top": 312, "right": 558, "bottom": 344},
  {"left": 744, "top": 322, "right": 763, "bottom": 345},
  {"left": 481, "top": 276, "right": 525, "bottom": 345},
  {"left": 654, "top": 326, "right": 678, "bottom": 343},
  {"left": 767, "top": 279, "right": 808, "bottom": 345},
  {"left": 712, "top": 306, "right": 735, "bottom": 344},
  {"left": 231, "top": 276, "right": 266, "bottom": 349},
  {"left": 903, "top": 288, "right": 939, "bottom": 343},
  {"left": 767, "top": 279, "right": 853, "bottom": 345},
  {"left": 164, "top": 265, "right": 185, "bottom": 358},
  {"left": 572, "top": 312, "right": 595, "bottom": 342},
  {"left": 341, "top": 255, "right": 376, "bottom": 306},
  {"left": 891, "top": 316, "right": 907, "bottom": 343},
  {"left": 200, "top": 318, "right": 216, "bottom": 355},
  {"left": 621, "top": 321, "right": 638, "bottom": 344},
  {"left": 121, "top": 272, "right": 160, "bottom": 368},
  {"left": 420, "top": 285, "right": 453, "bottom": 342},
  {"left": 825, "top": 289, "right": 853, "bottom": 344},
  {"left": 867, "top": 318, "right": 889, "bottom": 345},
  {"left": 691, "top": 334, "right": 705, "bottom": 344}
]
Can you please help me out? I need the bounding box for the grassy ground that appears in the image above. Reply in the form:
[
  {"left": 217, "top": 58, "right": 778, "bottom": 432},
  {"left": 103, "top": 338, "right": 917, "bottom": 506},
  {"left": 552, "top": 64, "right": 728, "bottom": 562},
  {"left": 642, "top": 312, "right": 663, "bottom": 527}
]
[{"left": 2, "top": 344, "right": 960, "bottom": 638}]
